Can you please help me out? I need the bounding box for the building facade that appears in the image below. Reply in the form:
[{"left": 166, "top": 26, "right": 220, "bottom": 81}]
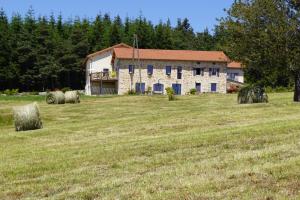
[
  {"left": 85, "top": 44, "right": 238, "bottom": 95},
  {"left": 116, "top": 59, "right": 227, "bottom": 95},
  {"left": 84, "top": 43, "right": 131, "bottom": 95},
  {"left": 227, "top": 61, "right": 244, "bottom": 83}
]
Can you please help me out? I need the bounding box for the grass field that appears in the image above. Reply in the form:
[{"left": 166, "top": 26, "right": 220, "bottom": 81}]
[{"left": 0, "top": 93, "right": 299, "bottom": 199}]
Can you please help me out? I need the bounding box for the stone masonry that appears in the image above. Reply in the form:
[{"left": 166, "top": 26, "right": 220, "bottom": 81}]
[{"left": 116, "top": 59, "right": 227, "bottom": 95}]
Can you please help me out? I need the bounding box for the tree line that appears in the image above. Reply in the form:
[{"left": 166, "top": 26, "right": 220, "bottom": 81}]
[{"left": 0, "top": 8, "right": 222, "bottom": 92}]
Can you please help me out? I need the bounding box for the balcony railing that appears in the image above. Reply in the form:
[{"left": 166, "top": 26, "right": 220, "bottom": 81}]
[{"left": 90, "top": 71, "right": 117, "bottom": 81}]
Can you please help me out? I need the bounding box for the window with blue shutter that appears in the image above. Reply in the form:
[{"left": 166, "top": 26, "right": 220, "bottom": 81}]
[
  {"left": 147, "top": 65, "right": 153, "bottom": 75},
  {"left": 135, "top": 82, "right": 145, "bottom": 94},
  {"left": 166, "top": 66, "right": 171, "bottom": 75},
  {"left": 172, "top": 83, "right": 182, "bottom": 95},
  {"left": 211, "top": 83, "right": 217, "bottom": 92},
  {"left": 153, "top": 83, "right": 164, "bottom": 92},
  {"left": 129, "top": 65, "right": 134, "bottom": 74}
]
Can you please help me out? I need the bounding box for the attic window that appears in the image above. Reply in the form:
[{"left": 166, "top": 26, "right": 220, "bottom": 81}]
[{"left": 197, "top": 62, "right": 201, "bottom": 65}]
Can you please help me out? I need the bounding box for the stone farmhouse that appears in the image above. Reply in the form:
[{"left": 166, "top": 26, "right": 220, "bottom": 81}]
[{"left": 84, "top": 43, "right": 244, "bottom": 95}]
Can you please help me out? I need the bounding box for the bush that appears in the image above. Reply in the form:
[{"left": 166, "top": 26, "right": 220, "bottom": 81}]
[
  {"left": 127, "top": 90, "right": 136, "bottom": 95},
  {"left": 190, "top": 88, "right": 197, "bottom": 95},
  {"left": 265, "top": 86, "right": 292, "bottom": 93},
  {"left": 165, "top": 87, "right": 176, "bottom": 101},
  {"left": 238, "top": 85, "right": 268, "bottom": 104},
  {"left": 227, "top": 84, "right": 240, "bottom": 93},
  {"left": 3, "top": 89, "right": 19, "bottom": 96},
  {"left": 61, "top": 87, "right": 71, "bottom": 93},
  {"left": 146, "top": 86, "right": 152, "bottom": 95},
  {"left": 29, "top": 91, "right": 39, "bottom": 95}
]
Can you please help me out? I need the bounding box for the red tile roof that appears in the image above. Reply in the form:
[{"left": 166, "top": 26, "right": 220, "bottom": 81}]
[
  {"left": 114, "top": 48, "right": 230, "bottom": 63},
  {"left": 228, "top": 61, "right": 243, "bottom": 69},
  {"left": 86, "top": 43, "right": 131, "bottom": 59}
]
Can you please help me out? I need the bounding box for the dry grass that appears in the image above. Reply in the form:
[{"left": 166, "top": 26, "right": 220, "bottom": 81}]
[{"left": 0, "top": 93, "right": 299, "bottom": 199}]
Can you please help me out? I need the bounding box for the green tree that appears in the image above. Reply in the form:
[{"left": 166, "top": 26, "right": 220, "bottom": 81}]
[
  {"left": 110, "top": 15, "right": 123, "bottom": 46},
  {"left": 154, "top": 20, "right": 174, "bottom": 49},
  {"left": 219, "top": 0, "right": 291, "bottom": 89},
  {"left": 0, "top": 9, "right": 11, "bottom": 90}
]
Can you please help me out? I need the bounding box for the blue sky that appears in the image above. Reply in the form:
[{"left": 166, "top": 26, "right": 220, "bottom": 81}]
[{"left": 0, "top": 0, "right": 234, "bottom": 32}]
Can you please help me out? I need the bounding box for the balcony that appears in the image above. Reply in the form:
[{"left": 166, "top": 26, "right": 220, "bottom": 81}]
[{"left": 90, "top": 71, "right": 118, "bottom": 81}]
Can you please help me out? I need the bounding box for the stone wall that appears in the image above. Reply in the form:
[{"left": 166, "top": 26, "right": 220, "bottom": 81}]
[{"left": 116, "top": 59, "right": 227, "bottom": 95}]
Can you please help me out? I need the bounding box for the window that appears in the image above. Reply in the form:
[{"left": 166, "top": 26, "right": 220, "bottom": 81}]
[
  {"left": 135, "top": 82, "right": 145, "bottom": 94},
  {"left": 172, "top": 83, "right": 182, "bottom": 95},
  {"left": 129, "top": 65, "right": 134, "bottom": 74},
  {"left": 103, "top": 68, "right": 109, "bottom": 76},
  {"left": 166, "top": 66, "right": 171, "bottom": 75},
  {"left": 177, "top": 67, "right": 182, "bottom": 79},
  {"left": 194, "top": 68, "right": 204, "bottom": 76},
  {"left": 211, "top": 83, "right": 217, "bottom": 92},
  {"left": 196, "top": 83, "right": 201, "bottom": 92},
  {"left": 209, "top": 68, "right": 220, "bottom": 76},
  {"left": 228, "top": 73, "right": 238, "bottom": 80},
  {"left": 147, "top": 65, "right": 153, "bottom": 75},
  {"left": 153, "top": 83, "right": 164, "bottom": 93}
]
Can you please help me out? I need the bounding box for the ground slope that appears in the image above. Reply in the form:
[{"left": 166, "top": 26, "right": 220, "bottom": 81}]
[{"left": 0, "top": 93, "right": 299, "bottom": 199}]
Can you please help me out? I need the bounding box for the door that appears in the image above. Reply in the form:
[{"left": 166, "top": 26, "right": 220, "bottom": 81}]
[
  {"left": 135, "top": 82, "right": 145, "bottom": 94},
  {"left": 211, "top": 83, "right": 217, "bottom": 92},
  {"left": 196, "top": 83, "right": 201, "bottom": 93},
  {"left": 172, "top": 84, "right": 182, "bottom": 95}
]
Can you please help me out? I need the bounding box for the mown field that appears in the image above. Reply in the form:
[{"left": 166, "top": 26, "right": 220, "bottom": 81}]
[{"left": 0, "top": 93, "right": 299, "bottom": 200}]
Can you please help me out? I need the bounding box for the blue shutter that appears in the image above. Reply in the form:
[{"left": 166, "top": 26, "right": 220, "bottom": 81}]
[
  {"left": 136, "top": 83, "right": 145, "bottom": 94},
  {"left": 217, "top": 68, "right": 220, "bottom": 77},
  {"left": 209, "top": 68, "right": 212, "bottom": 76},
  {"left": 166, "top": 66, "right": 171, "bottom": 75},
  {"left": 211, "top": 83, "right": 217, "bottom": 92},
  {"left": 147, "top": 65, "right": 153, "bottom": 75},
  {"left": 172, "top": 84, "right": 181, "bottom": 95},
  {"left": 129, "top": 65, "right": 134, "bottom": 74},
  {"left": 153, "top": 83, "right": 158, "bottom": 91}
]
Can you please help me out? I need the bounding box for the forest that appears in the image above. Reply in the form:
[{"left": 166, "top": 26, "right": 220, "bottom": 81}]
[{"left": 0, "top": 8, "right": 223, "bottom": 92}]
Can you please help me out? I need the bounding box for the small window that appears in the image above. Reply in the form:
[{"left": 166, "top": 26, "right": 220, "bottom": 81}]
[
  {"left": 103, "top": 68, "right": 109, "bottom": 76},
  {"left": 153, "top": 83, "right": 164, "bottom": 92},
  {"left": 211, "top": 83, "right": 217, "bottom": 92},
  {"left": 209, "top": 68, "right": 219, "bottom": 76},
  {"left": 166, "top": 66, "right": 171, "bottom": 75},
  {"left": 196, "top": 83, "right": 201, "bottom": 92},
  {"left": 194, "top": 68, "right": 204, "bottom": 76},
  {"left": 177, "top": 67, "right": 182, "bottom": 79},
  {"left": 147, "top": 65, "right": 153, "bottom": 75},
  {"left": 129, "top": 65, "right": 134, "bottom": 74}
]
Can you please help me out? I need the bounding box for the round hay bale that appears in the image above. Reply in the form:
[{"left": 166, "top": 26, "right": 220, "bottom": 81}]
[
  {"left": 65, "top": 91, "right": 80, "bottom": 104},
  {"left": 46, "top": 91, "right": 65, "bottom": 104},
  {"left": 238, "top": 85, "right": 268, "bottom": 104},
  {"left": 13, "top": 102, "right": 43, "bottom": 132}
]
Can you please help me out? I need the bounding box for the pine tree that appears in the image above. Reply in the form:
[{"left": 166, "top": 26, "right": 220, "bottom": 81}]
[
  {"left": 17, "top": 7, "right": 38, "bottom": 91},
  {"left": 0, "top": 9, "right": 11, "bottom": 90},
  {"left": 110, "top": 15, "right": 123, "bottom": 46}
]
